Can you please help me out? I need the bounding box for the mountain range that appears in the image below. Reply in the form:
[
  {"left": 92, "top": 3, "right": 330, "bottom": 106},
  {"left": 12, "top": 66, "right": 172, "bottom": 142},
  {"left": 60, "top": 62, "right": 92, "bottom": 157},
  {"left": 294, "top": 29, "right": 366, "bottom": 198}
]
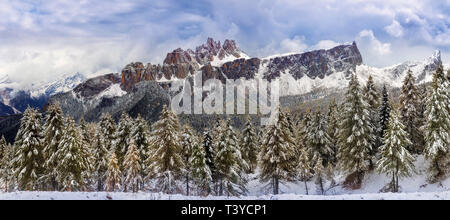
[{"left": 0, "top": 38, "right": 447, "bottom": 142}]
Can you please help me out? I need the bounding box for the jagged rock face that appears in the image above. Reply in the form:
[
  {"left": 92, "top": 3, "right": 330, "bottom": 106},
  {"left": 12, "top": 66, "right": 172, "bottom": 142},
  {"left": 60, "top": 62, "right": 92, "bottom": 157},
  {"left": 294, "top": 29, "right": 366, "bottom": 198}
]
[
  {"left": 120, "top": 38, "right": 363, "bottom": 90},
  {"left": 75, "top": 73, "right": 121, "bottom": 99},
  {"left": 264, "top": 42, "right": 363, "bottom": 81}
]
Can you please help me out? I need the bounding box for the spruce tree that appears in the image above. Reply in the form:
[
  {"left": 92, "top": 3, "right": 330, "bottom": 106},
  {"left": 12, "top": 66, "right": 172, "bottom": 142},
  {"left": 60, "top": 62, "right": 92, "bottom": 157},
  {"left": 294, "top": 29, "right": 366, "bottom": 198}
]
[
  {"left": 146, "top": 105, "right": 184, "bottom": 194},
  {"left": 123, "top": 139, "right": 142, "bottom": 193},
  {"left": 0, "top": 136, "right": 11, "bottom": 192},
  {"left": 51, "top": 118, "right": 90, "bottom": 191},
  {"left": 131, "top": 114, "right": 151, "bottom": 187},
  {"left": 306, "top": 109, "right": 333, "bottom": 167},
  {"left": 115, "top": 112, "right": 133, "bottom": 171},
  {"left": 203, "top": 130, "right": 216, "bottom": 193},
  {"left": 338, "top": 74, "right": 373, "bottom": 184},
  {"left": 12, "top": 108, "right": 45, "bottom": 191},
  {"left": 42, "top": 103, "right": 65, "bottom": 190},
  {"left": 259, "top": 109, "right": 297, "bottom": 195},
  {"left": 378, "top": 85, "right": 391, "bottom": 148},
  {"left": 313, "top": 156, "right": 325, "bottom": 195},
  {"left": 240, "top": 116, "right": 258, "bottom": 173},
  {"left": 297, "top": 147, "right": 312, "bottom": 195},
  {"left": 363, "top": 75, "right": 381, "bottom": 168},
  {"left": 214, "top": 119, "right": 247, "bottom": 196},
  {"left": 106, "top": 152, "right": 121, "bottom": 192},
  {"left": 376, "top": 110, "right": 415, "bottom": 192},
  {"left": 92, "top": 127, "right": 109, "bottom": 191},
  {"left": 326, "top": 100, "right": 339, "bottom": 166},
  {"left": 191, "top": 136, "right": 212, "bottom": 196},
  {"left": 399, "top": 70, "right": 424, "bottom": 154},
  {"left": 424, "top": 66, "right": 450, "bottom": 182},
  {"left": 181, "top": 124, "right": 197, "bottom": 196},
  {"left": 98, "top": 112, "right": 117, "bottom": 153}
]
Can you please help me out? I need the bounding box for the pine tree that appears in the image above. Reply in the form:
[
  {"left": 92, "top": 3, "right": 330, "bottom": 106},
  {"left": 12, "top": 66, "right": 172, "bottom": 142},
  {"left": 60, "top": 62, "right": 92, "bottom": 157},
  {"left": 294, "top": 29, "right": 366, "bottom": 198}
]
[
  {"left": 202, "top": 130, "right": 216, "bottom": 193},
  {"left": 378, "top": 85, "right": 391, "bottom": 148},
  {"left": 338, "top": 74, "right": 374, "bottom": 184},
  {"left": 115, "top": 112, "right": 133, "bottom": 171},
  {"left": 376, "top": 110, "right": 415, "bottom": 192},
  {"left": 313, "top": 156, "right": 325, "bottom": 195},
  {"left": 92, "top": 127, "right": 109, "bottom": 191},
  {"left": 98, "top": 112, "right": 117, "bottom": 153},
  {"left": 363, "top": 75, "right": 381, "bottom": 168},
  {"left": 191, "top": 135, "right": 212, "bottom": 196},
  {"left": 146, "top": 105, "right": 184, "bottom": 194},
  {"left": 306, "top": 109, "right": 333, "bottom": 167},
  {"left": 123, "top": 139, "right": 142, "bottom": 193},
  {"left": 79, "top": 118, "right": 96, "bottom": 190},
  {"left": 399, "top": 70, "right": 424, "bottom": 154},
  {"left": 214, "top": 119, "right": 247, "bottom": 196},
  {"left": 259, "top": 109, "right": 297, "bottom": 195},
  {"left": 51, "top": 118, "right": 90, "bottom": 191},
  {"left": 42, "top": 103, "right": 65, "bottom": 190},
  {"left": 240, "top": 116, "right": 258, "bottom": 173},
  {"left": 106, "top": 152, "right": 121, "bottom": 192},
  {"left": 131, "top": 114, "right": 151, "bottom": 189},
  {"left": 326, "top": 100, "right": 339, "bottom": 166},
  {"left": 0, "top": 136, "right": 6, "bottom": 166},
  {"left": 297, "top": 147, "right": 312, "bottom": 195},
  {"left": 181, "top": 124, "right": 197, "bottom": 196},
  {"left": 423, "top": 66, "right": 450, "bottom": 182},
  {"left": 12, "top": 108, "right": 45, "bottom": 191},
  {"left": 0, "top": 136, "right": 11, "bottom": 192}
]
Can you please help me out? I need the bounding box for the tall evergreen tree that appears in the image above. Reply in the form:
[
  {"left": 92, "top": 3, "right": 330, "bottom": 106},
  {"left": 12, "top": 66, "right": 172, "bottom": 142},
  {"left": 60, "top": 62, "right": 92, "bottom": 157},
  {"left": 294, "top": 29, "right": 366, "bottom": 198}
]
[
  {"left": 12, "top": 108, "right": 45, "bottom": 191},
  {"left": 131, "top": 114, "right": 151, "bottom": 186},
  {"left": 338, "top": 74, "right": 374, "bottom": 184},
  {"left": 146, "top": 105, "right": 184, "bottom": 194},
  {"left": 202, "top": 130, "right": 216, "bottom": 194},
  {"left": 0, "top": 136, "right": 11, "bottom": 192},
  {"left": 51, "top": 118, "right": 90, "bottom": 191},
  {"left": 376, "top": 110, "right": 415, "bottom": 192},
  {"left": 214, "top": 119, "right": 247, "bottom": 196},
  {"left": 92, "top": 127, "right": 109, "bottom": 191},
  {"left": 42, "top": 103, "right": 65, "bottom": 190},
  {"left": 259, "top": 109, "right": 297, "bottom": 195},
  {"left": 326, "top": 100, "right": 339, "bottom": 166},
  {"left": 240, "top": 116, "right": 258, "bottom": 173},
  {"left": 106, "top": 152, "right": 121, "bottom": 192},
  {"left": 306, "top": 109, "right": 333, "bottom": 167},
  {"left": 98, "top": 112, "right": 117, "bottom": 153},
  {"left": 181, "top": 124, "right": 197, "bottom": 196},
  {"left": 123, "top": 139, "right": 142, "bottom": 193},
  {"left": 297, "top": 147, "right": 312, "bottom": 195},
  {"left": 115, "top": 112, "right": 133, "bottom": 171},
  {"left": 378, "top": 85, "right": 391, "bottom": 148},
  {"left": 399, "top": 70, "right": 424, "bottom": 154},
  {"left": 424, "top": 66, "right": 450, "bottom": 182},
  {"left": 363, "top": 75, "right": 381, "bottom": 168},
  {"left": 191, "top": 135, "right": 212, "bottom": 196},
  {"left": 313, "top": 156, "right": 325, "bottom": 195}
]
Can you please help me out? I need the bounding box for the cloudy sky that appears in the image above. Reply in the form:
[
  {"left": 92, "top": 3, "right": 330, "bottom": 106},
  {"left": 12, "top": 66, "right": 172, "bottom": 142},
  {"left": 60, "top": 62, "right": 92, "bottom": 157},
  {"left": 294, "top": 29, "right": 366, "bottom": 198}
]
[{"left": 0, "top": 0, "right": 449, "bottom": 85}]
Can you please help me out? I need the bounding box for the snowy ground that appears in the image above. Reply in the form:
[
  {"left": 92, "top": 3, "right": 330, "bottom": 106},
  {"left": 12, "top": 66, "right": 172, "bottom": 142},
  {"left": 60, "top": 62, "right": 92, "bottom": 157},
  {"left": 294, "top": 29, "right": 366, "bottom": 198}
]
[{"left": 0, "top": 156, "right": 448, "bottom": 200}]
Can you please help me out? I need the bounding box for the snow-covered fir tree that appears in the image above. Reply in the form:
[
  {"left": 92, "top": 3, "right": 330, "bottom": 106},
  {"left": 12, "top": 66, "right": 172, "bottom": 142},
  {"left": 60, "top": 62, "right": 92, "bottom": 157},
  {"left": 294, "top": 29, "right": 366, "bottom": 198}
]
[
  {"left": 114, "top": 112, "right": 133, "bottom": 171},
  {"left": 51, "top": 118, "right": 90, "bottom": 191},
  {"left": 12, "top": 108, "right": 45, "bottom": 191},
  {"left": 92, "top": 127, "right": 109, "bottom": 191},
  {"left": 190, "top": 135, "right": 212, "bottom": 196},
  {"left": 399, "top": 70, "right": 424, "bottom": 154},
  {"left": 297, "top": 146, "right": 312, "bottom": 195},
  {"left": 98, "top": 112, "right": 117, "bottom": 153},
  {"left": 131, "top": 114, "right": 151, "bottom": 186},
  {"left": 313, "top": 156, "right": 325, "bottom": 195},
  {"left": 326, "top": 99, "right": 339, "bottom": 166},
  {"left": 0, "top": 136, "right": 6, "bottom": 166},
  {"left": 0, "top": 136, "right": 12, "bottom": 192},
  {"left": 338, "top": 74, "right": 374, "bottom": 184},
  {"left": 259, "top": 108, "right": 297, "bottom": 195},
  {"left": 363, "top": 75, "right": 381, "bottom": 168},
  {"left": 240, "top": 115, "right": 258, "bottom": 173},
  {"left": 306, "top": 109, "right": 333, "bottom": 167},
  {"left": 424, "top": 66, "right": 450, "bottom": 182},
  {"left": 146, "top": 105, "right": 184, "bottom": 194},
  {"left": 42, "top": 103, "right": 65, "bottom": 190},
  {"left": 376, "top": 110, "right": 415, "bottom": 192},
  {"left": 214, "top": 119, "right": 247, "bottom": 196},
  {"left": 181, "top": 124, "right": 197, "bottom": 196},
  {"left": 106, "top": 152, "right": 121, "bottom": 192},
  {"left": 123, "top": 139, "right": 142, "bottom": 193},
  {"left": 378, "top": 85, "right": 391, "bottom": 148},
  {"left": 202, "top": 130, "right": 216, "bottom": 192}
]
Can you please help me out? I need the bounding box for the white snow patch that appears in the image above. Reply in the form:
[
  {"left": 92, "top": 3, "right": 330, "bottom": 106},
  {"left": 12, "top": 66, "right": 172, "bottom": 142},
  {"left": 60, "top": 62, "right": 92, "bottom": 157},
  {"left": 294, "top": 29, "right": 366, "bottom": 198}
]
[{"left": 97, "top": 84, "right": 127, "bottom": 98}]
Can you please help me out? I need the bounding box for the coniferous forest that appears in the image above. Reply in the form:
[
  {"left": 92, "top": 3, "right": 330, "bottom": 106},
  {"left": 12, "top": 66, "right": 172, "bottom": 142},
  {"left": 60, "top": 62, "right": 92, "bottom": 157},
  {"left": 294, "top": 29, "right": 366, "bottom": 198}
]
[{"left": 0, "top": 66, "right": 448, "bottom": 196}]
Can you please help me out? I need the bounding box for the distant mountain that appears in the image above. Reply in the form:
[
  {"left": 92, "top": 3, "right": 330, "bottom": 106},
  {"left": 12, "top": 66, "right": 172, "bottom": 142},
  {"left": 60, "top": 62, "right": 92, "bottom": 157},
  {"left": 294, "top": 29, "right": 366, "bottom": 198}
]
[{"left": 0, "top": 73, "right": 86, "bottom": 116}]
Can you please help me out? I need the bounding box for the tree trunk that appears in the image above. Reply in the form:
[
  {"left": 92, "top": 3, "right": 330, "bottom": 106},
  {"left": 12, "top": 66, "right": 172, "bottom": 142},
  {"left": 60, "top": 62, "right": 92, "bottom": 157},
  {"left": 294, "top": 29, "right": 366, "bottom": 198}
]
[
  {"left": 274, "top": 177, "right": 279, "bottom": 195},
  {"left": 186, "top": 175, "right": 190, "bottom": 196},
  {"left": 304, "top": 180, "right": 309, "bottom": 195}
]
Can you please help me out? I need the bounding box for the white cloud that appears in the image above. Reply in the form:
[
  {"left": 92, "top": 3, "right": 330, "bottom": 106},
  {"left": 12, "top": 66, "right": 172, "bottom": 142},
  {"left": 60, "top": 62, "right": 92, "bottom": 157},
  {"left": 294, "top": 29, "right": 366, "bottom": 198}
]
[
  {"left": 310, "top": 40, "right": 341, "bottom": 50},
  {"left": 358, "top": 30, "right": 391, "bottom": 55},
  {"left": 385, "top": 20, "right": 404, "bottom": 37},
  {"left": 279, "top": 36, "right": 308, "bottom": 54}
]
